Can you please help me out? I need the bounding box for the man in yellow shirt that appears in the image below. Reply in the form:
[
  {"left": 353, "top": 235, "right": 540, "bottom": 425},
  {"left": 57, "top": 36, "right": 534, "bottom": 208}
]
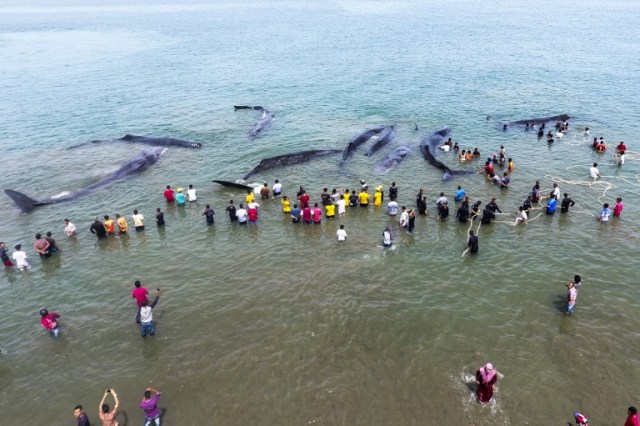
[
  {"left": 246, "top": 189, "right": 255, "bottom": 204},
  {"left": 281, "top": 196, "right": 291, "bottom": 213},
  {"left": 358, "top": 189, "right": 370, "bottom": 207},
  {"left": 115, "top": 213, "right": 128, "bottom": 234},
  {"left": 374, "top": 186, "right": 383, "bottom": 206},
  {"left": 325, "top": 203, "right": 335, "bottom": 219}
]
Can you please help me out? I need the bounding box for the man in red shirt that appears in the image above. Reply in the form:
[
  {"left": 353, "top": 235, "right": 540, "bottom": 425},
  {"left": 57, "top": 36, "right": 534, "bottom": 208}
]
[
  {"left": 132, "top": 280, "right": 149, "bottom": 307},
  {"left": 247, "top": 204, "right": 258, "bottom": 224},
  {"left": 617, "top": 141, "right": 627, "bottom": 154},
  {"left": 626, "top": 406, "right": 639, "bottom": 426},
  {"left": 163, "top": 185, "right": 175, "bottom": 202},
  {"left": 39, "top": 308, "right": 60, "bottom": 337},
  {"left": 132, "top": 280, "right": 149, "bottom": 324},
  {"left": 298, "top": 190, "right": 310, "bottom": 209}
]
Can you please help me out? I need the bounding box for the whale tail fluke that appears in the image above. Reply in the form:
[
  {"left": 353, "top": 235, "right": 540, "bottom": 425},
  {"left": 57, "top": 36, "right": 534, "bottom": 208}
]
[{"left": 4, "top": 189, "right": 45, "bottom": 213}]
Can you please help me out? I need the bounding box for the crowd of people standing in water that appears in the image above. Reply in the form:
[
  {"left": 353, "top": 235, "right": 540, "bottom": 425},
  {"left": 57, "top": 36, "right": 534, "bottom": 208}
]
[{"left": 0, "top": 123, "right": 633, "bottom": 425}]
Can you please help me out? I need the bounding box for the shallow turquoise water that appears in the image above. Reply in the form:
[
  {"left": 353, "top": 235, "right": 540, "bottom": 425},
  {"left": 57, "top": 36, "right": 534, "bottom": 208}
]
[{"left": 0, "top": 1, "right": 639, "bottom": 424}]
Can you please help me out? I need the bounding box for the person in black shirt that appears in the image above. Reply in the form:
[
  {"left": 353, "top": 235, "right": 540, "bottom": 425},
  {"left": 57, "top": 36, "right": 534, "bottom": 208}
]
[
  {"left": 437, "top": 202, "right": 449, "bottom": 221},
  {"left": 467, "top": 230, "right": 479, "bottom": 254},
  {"left": 89, "top": 218, "right": 107, "bottom": 239},
  {"left": 389, "top": 182, "right": 398, "bottom": 201},
  {"left": 417, "top": 196, "right": 427, "bottom": 216},
  {"left": 349, "top": 190, "right": 358, "bottom": 207},
  {"left": 522, "top": 195, "right": 532, "bottom": 212},
  {"left": 471, "top": 200, "right": 482, "bottom": 218},
  {"left": 225, "top": 200, "right": 237, "bottom": 221},
  {"left": 456, "top": 203, "right": 470, "bottom": 223},
  {"left": 486, "top": 198, "right": 502, "bottom": 213},
  {"left": 560, "top": 193, "right": 575, "bottom": 213},
  {"left": 155, "top": 208, "right": 165, "bottom": 226},
  {"left": 321, "top": 188, "right": 332, "bottom": 206},
  {"left": 202, "top": 204, "right": 215, "bottom": 225},
  {"left": 480, "top": 207, "right": 495, "bottom": 225}
]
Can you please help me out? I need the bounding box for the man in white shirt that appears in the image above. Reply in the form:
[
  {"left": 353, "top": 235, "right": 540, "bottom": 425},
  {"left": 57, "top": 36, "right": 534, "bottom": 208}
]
[
  {"left": 12, "top": 244, "right": 30, "bottom": 271},
  {"left": 131, "top": 209, "right": 145, "bottom": 231},
  {"left": 589, "top": 162, "right": 600, "bottom": 179},
  {"left": 515, "top": 206, "right": 528, "bottom": 225},
  {"left": 552, "top": 183, "right": 560, "bottom": 201},
  {"left": 387, "top": 200, "right": 399, "bottom": 216},
  {"left": 236, "top": 204, "right": 248, "bottom": 224},
  {"left": 272, "top": 179, "right": 282, "bottom": 197},
  {"left": 399, "top": 206, "right": 409, "bottom": 230},
  {"left": 63, "top": 219, "right": 76, "bottom": 237},
  {"left": 336, "top": 225, "right": 347, "bottom": 242},
  {"left": 138, "top": 289, "right": 160, "bottom": 337},
  {"left": 187, "top": 184, "right": 197, "bottom": 202},
  {"left": 436, "top": 192, "right": 448, "bottom": 206}
]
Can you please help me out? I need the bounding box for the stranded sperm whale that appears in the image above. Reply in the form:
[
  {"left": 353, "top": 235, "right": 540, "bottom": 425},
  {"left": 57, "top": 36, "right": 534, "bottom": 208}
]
[
  {"left": 341, "top": 125, "right": 387, "bottom": 161},
  {"left": 5, "top": 147, "right": 167, "bottom": 213},
  {"left": 365, "top": 125, "right": 396, "bottom": 156},
  {"left": 234, "top": 105, "right": 274, "bottom": 137},
  {"left": 212, "top": 180, "right": 255, "bottom": 191},
  {"left": 375, "top": 145, "right": 412, "bottom": 174},
  {"left": 67, "top": 134, "right": 202, "bottom": 149},
  {"left": 419, "top": 127, "right": 472, "bottom": 181},
  {"left": 507, "top": 114, "right": 570, "bottom": 125},
  {"left": 243, "top": 149, "right": 342, "bottom": 180}
]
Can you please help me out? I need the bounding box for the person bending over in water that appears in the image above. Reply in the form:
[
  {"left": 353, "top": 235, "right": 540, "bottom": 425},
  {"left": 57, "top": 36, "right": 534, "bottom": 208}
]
[
  {"left": 382, "top": 225, "right": 393, "bottom": 248},
  {"left": 515, "top": 206, "right": 528, "bottom": 225},
  {"left": 40, "top": 308, "right": 60, "bottom": 337}
]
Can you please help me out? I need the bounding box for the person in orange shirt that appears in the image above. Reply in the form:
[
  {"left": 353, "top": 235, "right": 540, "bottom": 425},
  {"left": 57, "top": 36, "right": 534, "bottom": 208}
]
[
  {"left": 115, "top": 213, "right": 128, "bottom": 234},
  {"left": 103, "top": 215, "right": 116, "bottom": 234}
]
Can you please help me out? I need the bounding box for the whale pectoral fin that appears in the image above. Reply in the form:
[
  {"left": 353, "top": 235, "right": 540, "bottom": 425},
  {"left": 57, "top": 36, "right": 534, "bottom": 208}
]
[{"left": 4, "top": 189, "right": 45, "bottom": 213}]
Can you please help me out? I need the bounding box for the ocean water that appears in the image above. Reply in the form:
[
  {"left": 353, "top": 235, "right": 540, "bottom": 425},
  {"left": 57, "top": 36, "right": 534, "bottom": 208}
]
[{"left": 0, "top": 1, "right": 639, "bottom": 424}]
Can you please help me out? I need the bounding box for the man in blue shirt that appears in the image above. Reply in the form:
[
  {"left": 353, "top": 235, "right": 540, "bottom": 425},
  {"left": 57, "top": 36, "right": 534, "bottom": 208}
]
[
  {"left": 545, "top": 193, "right": 557, "bottom": 215},
  {"left": 290, "top": 204, "right": 301, "bottom": 223},
  {"left": 455, "top": 185, "right": 465, "bottom": 202}
]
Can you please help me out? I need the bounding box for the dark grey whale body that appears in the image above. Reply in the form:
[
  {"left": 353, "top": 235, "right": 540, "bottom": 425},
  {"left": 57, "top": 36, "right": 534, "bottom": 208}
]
[
  {"left": 234, "top": 105, "right": 274, "bottom": 138},
  {"left": 365, "top": 125, "right": 396, "bottom": 156},
  {"left": 118, "top": 134, "right": 202, "bottom": 148},
  {"left": 420, "top": 127, "right": 472, "bottom": 181},
  {"left": 243, "top": 149, "right": 342, "bottom": 180},
  {"left": 508, "top": 114, "right": 570, "bottom": 125},
  {"left": 375, "top": 145, "right": 411, "bottom": 174},
  {"left": 5, "top": 147, "right": 167, "bottom": 213},
  {"left": 342, "top": 126, "right": 387, "bottom": 161},
  {"left": 67, "top": 134, "right": 202, "bottom": 149},
  {"left": 212, "top": 180, "right": 255, "bottom": 191}
]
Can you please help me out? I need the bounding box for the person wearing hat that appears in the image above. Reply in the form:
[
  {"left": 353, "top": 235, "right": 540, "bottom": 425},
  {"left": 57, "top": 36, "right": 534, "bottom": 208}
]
[
  {"left": 373, "top": 186, "right": 384, "bottom": 206},
  {"left": 39, "top": 308, "right": 60, "bottom": 337},
  {"left": 175, "top": 188, "right": 186, "bottom": 206}
]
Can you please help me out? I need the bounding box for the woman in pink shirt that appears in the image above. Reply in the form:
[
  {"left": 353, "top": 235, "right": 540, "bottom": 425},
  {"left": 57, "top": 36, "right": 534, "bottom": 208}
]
[{"left": 312, "top": 203, "right": 322, "bottom": 224}]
